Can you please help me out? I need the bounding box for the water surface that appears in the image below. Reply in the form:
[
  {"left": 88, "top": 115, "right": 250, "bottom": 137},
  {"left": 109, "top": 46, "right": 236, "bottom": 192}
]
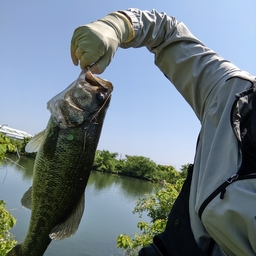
[{"left": 0, "top": 157, "right": 156, "bottom": 256}]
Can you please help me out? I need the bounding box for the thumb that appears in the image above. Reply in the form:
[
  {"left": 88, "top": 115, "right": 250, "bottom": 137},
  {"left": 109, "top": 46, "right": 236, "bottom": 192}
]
[
  {"left": 91, "top": 50, "right": 113, "bottom": 74},
  {"left": 70, "top": 43, "right": 79, "bottom": 66}
]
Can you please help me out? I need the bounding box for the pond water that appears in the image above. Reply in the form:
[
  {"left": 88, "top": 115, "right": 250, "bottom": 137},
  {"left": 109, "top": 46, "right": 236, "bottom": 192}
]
[{"left": 0, "top": 156, "right": 157, "bottom": 256}]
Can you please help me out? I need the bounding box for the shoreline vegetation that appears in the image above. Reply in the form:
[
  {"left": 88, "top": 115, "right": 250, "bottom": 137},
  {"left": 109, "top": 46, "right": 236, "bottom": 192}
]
[{"left": 2, "top": 134, "right": 189, "bottom": 184}]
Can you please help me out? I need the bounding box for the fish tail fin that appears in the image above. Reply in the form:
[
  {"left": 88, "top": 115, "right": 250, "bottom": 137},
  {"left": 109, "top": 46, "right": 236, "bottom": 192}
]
[{"left": 6, "top": 244, "right": 22, "bottom": 256}]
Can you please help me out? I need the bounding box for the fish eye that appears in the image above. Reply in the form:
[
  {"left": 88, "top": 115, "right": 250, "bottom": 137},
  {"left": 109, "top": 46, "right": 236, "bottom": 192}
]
[{"left": 96, "top": 93, "right": 104, "bottom": 101}]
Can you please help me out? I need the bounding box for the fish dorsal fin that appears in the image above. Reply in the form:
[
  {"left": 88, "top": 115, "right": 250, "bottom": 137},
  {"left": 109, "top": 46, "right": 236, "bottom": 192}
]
[
  {"left": 49, "top": 193, "right": 85, "bottom": 240},
  {"left": 21, "top": 186, "right": 32, "bottom": 209},
  {"left": 25, "top": 130, "right": 45, "bottom": 153}
]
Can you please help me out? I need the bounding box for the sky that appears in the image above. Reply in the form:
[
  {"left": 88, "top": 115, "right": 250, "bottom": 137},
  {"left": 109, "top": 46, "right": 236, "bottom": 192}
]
[{"left": 1, "top": 0, "right": 256, "bottom": 169}]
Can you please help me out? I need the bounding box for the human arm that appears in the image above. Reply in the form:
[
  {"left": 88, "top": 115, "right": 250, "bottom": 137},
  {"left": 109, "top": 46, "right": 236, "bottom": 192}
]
[
  {"left": 119, "top": 9, "right": 247, "bottom": 120},
  {"left": 70, "top": 8, "right": 245, "bottom": 121}
]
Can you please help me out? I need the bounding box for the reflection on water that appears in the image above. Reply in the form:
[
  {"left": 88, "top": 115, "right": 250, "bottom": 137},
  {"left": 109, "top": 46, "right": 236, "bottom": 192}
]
[
  {"left": 2, "top": 155, "right": 34, "bottom": 180},
  {"left": 15, "top": 157, "right": 34, "bottom": 179},
  {"left": 0, "top": 156, "right": 156, "bottom": 256},
  {"left": 88, "top": 171, "right": 155, "bottom": 198}
]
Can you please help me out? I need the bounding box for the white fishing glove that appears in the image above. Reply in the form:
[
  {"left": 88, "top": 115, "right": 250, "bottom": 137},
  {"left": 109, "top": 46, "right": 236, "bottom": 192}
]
[{"left": 71, "top": 12, "right": 135, "bottom": 74}]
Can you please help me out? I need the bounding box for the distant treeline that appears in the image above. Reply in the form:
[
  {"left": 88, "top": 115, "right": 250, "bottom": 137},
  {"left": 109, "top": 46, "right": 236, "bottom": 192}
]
[
  {"left": 92, "top": 150, "right": 189, "bottom": 183},
  {"left": 4, "top": 136, "right": 189, "bottom": 183}
]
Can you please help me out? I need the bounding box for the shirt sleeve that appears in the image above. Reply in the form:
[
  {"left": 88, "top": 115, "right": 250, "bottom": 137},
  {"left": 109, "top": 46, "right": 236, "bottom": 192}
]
[{"left": 119, "top": 8, "right": 252, "bottom": 121}]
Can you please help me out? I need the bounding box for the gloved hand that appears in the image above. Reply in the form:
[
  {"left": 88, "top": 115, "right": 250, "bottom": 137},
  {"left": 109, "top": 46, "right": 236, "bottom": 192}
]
[{"left": 71, "top": 12, "right": 134, "bottom": 73}]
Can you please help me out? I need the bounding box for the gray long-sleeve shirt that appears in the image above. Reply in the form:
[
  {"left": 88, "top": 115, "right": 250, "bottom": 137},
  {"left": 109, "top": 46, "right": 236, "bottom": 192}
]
[{"left": 120, "top": 8, "right": 256, "bottom": 256}]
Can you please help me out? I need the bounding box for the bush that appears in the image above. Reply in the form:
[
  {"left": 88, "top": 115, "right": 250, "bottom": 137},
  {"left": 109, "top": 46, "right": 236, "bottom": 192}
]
[
  {"left": 0, "top": 200, "right": 17, "bottom": 255},
  {"left": 117, "top": 178, "right": 185, "bottom": 255},
  {"left": 0, "top": 133, "right": 18, "bottom": 254},
  {"left": 0, "top": 133, "right": 16, "bottom": 162}
]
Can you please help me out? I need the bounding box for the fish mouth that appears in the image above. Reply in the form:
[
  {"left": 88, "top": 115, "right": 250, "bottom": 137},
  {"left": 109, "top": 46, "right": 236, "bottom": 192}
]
[{"left": 80, "top": 68, "right": 113, "bottom": 93}]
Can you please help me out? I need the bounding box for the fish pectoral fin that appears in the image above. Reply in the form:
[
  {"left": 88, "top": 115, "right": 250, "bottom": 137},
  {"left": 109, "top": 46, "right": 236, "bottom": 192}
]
[
  {"left": 49, "top": 193, "right": 85, "bottom": 240},
  {"left": 43, "top": 123, "right": 60, "bottom": 160},
  {"left": 21, "top": 186, "right": 32, "bottom": 209},
  {"left": 25, "top": 130, "right": 45, "bottom": 153}
]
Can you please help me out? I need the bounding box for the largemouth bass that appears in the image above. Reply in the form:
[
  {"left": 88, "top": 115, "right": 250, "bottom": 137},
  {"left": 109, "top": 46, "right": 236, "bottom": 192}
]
[{"left": 7, "top": 69, "right": 113, "bottom": 256}]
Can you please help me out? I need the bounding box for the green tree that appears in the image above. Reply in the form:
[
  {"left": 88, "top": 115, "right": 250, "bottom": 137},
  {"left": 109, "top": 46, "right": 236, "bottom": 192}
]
[
  {"left": 115, "top": 158, "right": 126, "bottom": 174},
  {"left": 122, "top": 155, "right": 157, "bottom": 180},
  {"left": 93, "top": 150, "right": 118, "bottom": 173},
  {"left": 117, "top": 177, "right": 185, "bottom": 256}
]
